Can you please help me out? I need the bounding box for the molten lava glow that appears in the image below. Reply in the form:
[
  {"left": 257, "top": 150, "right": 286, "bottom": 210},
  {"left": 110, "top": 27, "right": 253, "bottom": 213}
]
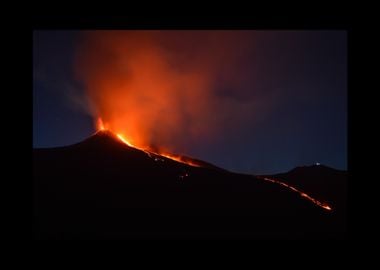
[
  {"left": 159, "top": 153, "right": 201, "bottom": 167},
  {"left": 257, "top": 176, "right": 333, "bottom": 211},
  {"left": 111, "top": 128, "right": 199, "bottom": 167},
  {"left": 116, "top": 133, "right": 133, "bottom": 147},
  {"left": 116, "top": 133, "right": 153, "bottom": 157},
  {"left": 97, "top": 118, "right": 105, "bottom": 131}
]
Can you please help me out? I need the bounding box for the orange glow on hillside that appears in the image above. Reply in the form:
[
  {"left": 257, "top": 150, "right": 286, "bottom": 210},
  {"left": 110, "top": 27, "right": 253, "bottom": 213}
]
[
  {"left": 159, "top": 153, "right": 201, "bottom": 167},
  {"left": 91, "top": 123, "right": 201, "bottom": 167},
  {"left": 321, "top": 204, "right": 332, "bottom": 211},
  {"left": 116, "top": 133, "right": 152, "bottom": 157},
  {"left": 116, "top": 133, "right": 133, "bottom": 147},
  {"left": 257, "top": 176, "right": 333, "bottom": 212}
]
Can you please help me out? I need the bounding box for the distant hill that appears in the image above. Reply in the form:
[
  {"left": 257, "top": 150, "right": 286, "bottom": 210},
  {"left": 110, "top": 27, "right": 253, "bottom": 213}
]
[{"left": 267, "top": 164, "right": 347, "bottom": 213}]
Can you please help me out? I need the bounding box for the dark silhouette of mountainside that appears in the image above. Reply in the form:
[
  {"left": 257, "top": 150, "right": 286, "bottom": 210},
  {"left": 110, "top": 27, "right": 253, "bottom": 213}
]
[
  {"left": 33, "top": 131, "right": 346, "bottom": 239},
  {"left": 268, "top": 165, "right": 347, "bottom": 214}
]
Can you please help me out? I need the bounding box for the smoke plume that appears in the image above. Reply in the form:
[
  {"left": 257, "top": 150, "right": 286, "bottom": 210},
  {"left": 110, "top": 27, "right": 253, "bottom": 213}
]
[{"left": 75, "top": 30, "right": 261, "bottom": 154}]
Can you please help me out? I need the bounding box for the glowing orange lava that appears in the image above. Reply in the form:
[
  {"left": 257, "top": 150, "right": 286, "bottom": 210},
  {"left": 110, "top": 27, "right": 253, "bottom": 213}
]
[
  {"left": 159, "top": 153, "right": 201, "bottom": 167},
  {"left": 116, "top": 133, "right": 154, "bottom": 158},
  {"left": 96, "top": 118, "right": 199, "bottom": 167},
  {"left": 97, "top": 118, "right": 105, "bottom": 131},
  {"left": 116, "top": 133, "right": 133, "bottom": 147},
  {"left": 257, "top": 176, "right": 333, "bottom": 211}
]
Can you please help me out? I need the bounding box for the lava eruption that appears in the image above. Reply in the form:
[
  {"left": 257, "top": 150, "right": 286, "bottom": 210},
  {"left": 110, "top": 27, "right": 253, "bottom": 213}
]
[
  {"left": 96, "top": 117, "right": 203, "bottom": 167},
  {"left": 74, "top": 30, "right": 259, "bottom": 158}
]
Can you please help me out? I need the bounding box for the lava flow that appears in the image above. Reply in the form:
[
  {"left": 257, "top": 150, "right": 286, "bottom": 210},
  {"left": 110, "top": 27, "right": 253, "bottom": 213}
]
[
  {"left": 95, "top": 118, "right": 332, "bottom": 211},
  {"left": 97, "top": 118, "right": 201, "bottom": 167},
  {"left": 257, "top": 176, "right": 332, "bottom": 211},
  {"left": 116, "top": 133, "right": 154, "bottom": 158},
  {"left": 159, "top": 153, "right": 202, "bottom": 167}
]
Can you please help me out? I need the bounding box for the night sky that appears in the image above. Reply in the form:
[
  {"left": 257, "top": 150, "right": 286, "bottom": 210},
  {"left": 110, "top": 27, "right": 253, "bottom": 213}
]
[{"left": 33, "top": 30, "right": 347, "bottom": 174}]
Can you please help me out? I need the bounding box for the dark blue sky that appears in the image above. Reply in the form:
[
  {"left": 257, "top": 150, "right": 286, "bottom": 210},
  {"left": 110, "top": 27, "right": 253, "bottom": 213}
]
[{"left": 33, "top": 30, "right": 347, "bottom": 174}]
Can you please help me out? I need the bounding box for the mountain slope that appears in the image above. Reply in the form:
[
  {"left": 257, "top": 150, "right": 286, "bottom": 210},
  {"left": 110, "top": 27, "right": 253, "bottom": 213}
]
[
  {"left": 265, "top": 164, "right": 347, "bottom": 234},
  {"left": 268, "top": 165, "right": 347, "bottom": 213},
  {"left": 33, "top": 131, "right": 345, "bottom": 239}
]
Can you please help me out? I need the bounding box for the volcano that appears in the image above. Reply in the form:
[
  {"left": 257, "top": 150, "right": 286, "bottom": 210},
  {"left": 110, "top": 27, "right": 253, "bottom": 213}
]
[{"left": 33, "top": 131, "right": 346, "bottom": 239}]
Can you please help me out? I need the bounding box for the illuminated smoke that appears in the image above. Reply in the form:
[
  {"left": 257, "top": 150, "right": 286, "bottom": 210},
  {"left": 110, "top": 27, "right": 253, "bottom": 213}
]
[{"left": 75, "top": 30, "right": 259, "bottom": 154}]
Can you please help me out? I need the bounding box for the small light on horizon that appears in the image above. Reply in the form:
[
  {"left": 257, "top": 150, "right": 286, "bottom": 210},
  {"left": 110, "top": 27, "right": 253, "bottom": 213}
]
[{"left": 315, "top": 162, "right": 320, "bottom": 166}]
